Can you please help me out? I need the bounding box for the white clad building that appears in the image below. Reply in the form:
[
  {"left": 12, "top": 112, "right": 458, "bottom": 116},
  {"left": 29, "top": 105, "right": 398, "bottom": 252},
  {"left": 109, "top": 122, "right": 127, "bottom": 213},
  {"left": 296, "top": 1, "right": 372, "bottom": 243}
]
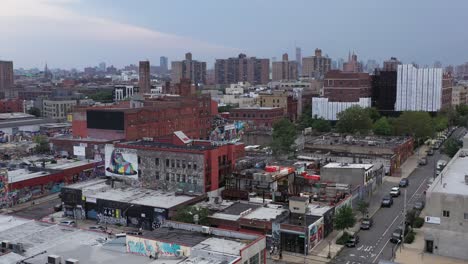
[
  {"left": 395, "top": 64, "right": 443, "bottom": 111},
  {"left": 312, "top": 97, "right": 371, "bottom": 120}
]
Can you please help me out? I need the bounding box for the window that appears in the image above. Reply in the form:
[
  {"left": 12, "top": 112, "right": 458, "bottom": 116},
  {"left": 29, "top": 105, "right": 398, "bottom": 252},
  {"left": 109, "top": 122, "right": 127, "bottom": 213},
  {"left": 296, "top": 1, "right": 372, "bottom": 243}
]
[
  {"left": 188, "top": 162, "right": 192, "bottom": 169},
  {"left": 443, "top": 210, "right": 450, "bottom": 217},
  {"left": 171, "top": 173, "right": 175, "bottom": 182},
  {"left": 176, "top": 160, "right": 180, "bottom": 168},
  {"left": 165, "top": 173, "right": 170, "bottom": 181},
  {"left": 182, "top": 160, "right": 186, "bottom": 168},
  {"left": 155, "top": 158, "right": 159, "bottom": 166},
  {"left": 464, "top": 213, "right": 468, "bottom": 220},
  {"left": 155, "top": 171, "right": 160, "bottom": 180},
  {"left": 193, "top": 163, "right": 197, "bottom": 170},
  {"left": 176, "top": 174, "right": 180, "bottom": 182},
  {"left": 138, "top": 156, "right": 141, "bottom": 164},
  {"left": 249, "top": 253, "right": 259, "bottom": 264},
  {"left": 171, "top": 159, "right": 175, "bottom": 168},
  {"left": 166, "top": 159, "right": 169, "bottom": 167}
]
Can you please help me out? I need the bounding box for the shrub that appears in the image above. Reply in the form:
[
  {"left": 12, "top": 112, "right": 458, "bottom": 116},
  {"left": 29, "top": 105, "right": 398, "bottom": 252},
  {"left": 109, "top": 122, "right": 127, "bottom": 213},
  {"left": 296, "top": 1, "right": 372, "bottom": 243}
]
[
  {"left": 404, "top": 231, "right": 416, "bottom": 244},
  {"left": 336, "top": 232, "right": 350, "bottom": 245},
  {"left": 414, "top": 217, "right": 424, "bottom": 228}
]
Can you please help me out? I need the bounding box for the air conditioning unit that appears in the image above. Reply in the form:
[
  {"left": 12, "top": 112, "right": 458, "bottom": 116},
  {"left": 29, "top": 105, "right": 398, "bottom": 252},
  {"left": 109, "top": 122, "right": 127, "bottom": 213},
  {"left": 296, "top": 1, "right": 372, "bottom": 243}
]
[
  {"left": 48, "top": 255, "right": 62, "bottom": 264},
  {"left": 201, "top": 226, "right": 211, "bottom": 234},
  {"left": 1, "top": 241, "right": 10, "bottom": 249},
  {"left": 65, "top": 259, "right": 79, "bottom": 264}
]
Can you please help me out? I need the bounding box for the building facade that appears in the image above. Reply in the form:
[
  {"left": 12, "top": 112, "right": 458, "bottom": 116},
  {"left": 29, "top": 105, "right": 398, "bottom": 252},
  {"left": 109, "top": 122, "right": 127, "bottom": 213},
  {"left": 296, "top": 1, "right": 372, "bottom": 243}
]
[
  {"left": 171, "top": 52, "right": 207, "bottom": 84},
  {"left": 323, "top": 70, "right": 372, "bottom": 102},
  {"left": 228, "top": 107, "right": 284, "bottom": 131},
  {"left": 113, "top": 85, "right": 139, "bottom": 101},
  {"left": 42, "top": 99, "right": 78, "bottom": 119},
  {"left": 0, "top": 61, "right": 14, "bottom": 99},
  {"left": 272, "top": 53, "right": 299, "bottom": 81},
  {"left": 215, "top": 54, "right": 270, "bottom": 85},
  {"left": 312, "top": 97, "right": 371, "bottom": 121},
  {"left": 259, "top": 90, "right": 299, "bottom": 121},
  {"left": 302, "top": 49, "right": 331, "bottom": 79},
  {"left": 0, "top": 98, "right": 24, "bottom": 113},
  {"left": 372, "top": 69, "right": 398, "bottom": 112},
  {"left": 343, "top": 52, "right": 363, "bottom": 73},
  {"left": 138, "top": 61, "right": 151, "bottom": 94},
  {"left": 451, "top": 85, "right": 468, "bottom": 106},
  {"left": 395, "top": 64, "right": 451, "bottom": 112},
  {"left": 383, "top": 57, "right": 401, "bottom": 71}
]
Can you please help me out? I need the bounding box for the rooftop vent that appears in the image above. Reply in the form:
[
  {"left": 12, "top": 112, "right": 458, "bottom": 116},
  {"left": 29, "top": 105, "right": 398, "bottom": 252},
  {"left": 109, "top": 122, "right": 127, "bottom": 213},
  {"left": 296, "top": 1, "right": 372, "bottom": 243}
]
[
  {"left": 65, "top": 259, "right": 79, "bottom": 264},
  {"left": 48, "top": 255, "right": 62, "bottom": 264}
]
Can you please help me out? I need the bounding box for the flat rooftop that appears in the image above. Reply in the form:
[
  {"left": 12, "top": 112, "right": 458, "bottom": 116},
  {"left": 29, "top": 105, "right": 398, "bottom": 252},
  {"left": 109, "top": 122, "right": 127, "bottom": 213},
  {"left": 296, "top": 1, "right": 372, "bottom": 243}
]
[
  {"left": 211, "top": 202, "right": 261, "bottom": 221},
  {"left": 0, "top": 112, "right": 34, "bottom": 120},
  {"left": 429, "top": 148, "right": 468, "bottom": 195},
  {"left": 241, "top": 204, "right": 288, "bottom": 221},
  {"left": 323, "top": 162, "right": 373, "bottom": 170},
  {"left": 307, "top": 133, "right": 411, "bottom": 148},
  {"left": 0, "top": 215, "right": 156, "bottom": 264},
  {"left": 142, "top": 227, "right": 209, "bottom": 247},
  {"left": 68, "top": 178, "right": 198, "bottom": 209},
  {"left": 122, "top": 140, "right": 215, "bottom": 151}
]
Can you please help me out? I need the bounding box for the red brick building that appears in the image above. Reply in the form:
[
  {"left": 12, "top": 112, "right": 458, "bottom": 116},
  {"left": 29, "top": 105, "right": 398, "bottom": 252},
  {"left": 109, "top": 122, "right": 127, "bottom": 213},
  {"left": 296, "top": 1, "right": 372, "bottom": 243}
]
[
  {"left": 72, "top": 95, "right": 213, "bottom": 141},
  {"left": 0, "top": 98, "right": 23, "bottom": 113},
  {"left": 323, "top": 70, "right": 371, "bottom": 102},
  {"left": 442, "top": 72, "right": 453, "bottom": 109},
  {"left": 163, "top": 79, "right": 196, "bottom": 97},
  {"left": 228, "top": 107, "right": 284, "bottom": 131}
]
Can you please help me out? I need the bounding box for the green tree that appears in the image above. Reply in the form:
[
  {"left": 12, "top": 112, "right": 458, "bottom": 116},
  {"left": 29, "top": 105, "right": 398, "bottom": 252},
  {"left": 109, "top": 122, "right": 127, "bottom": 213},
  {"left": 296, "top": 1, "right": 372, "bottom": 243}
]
[
  {"left": 89, "top": 90, "right": 113, "bottom": 103},
  {"left": 433, "top": 115, "right": 448, "bottom": 132},
  {"left": 172, "top": 206, "right": 210, "bottom": 225},
  {"left": 373, "top": 117, "right": 393, "bottom": 136},
  {"left": 366, "top": 107, "right": 381, "bottom": 122},
  {"left": 33, "top": 135, "right": 50, "bottom": 154},
  {"left": 271, "top": 118, "right": 297, "bottom": 155},
  {"left": 336, "top": 106, "right": 373, "bottom": 134},
  {"left": 27, "top": 107, "right": 41, "bottom": 117},
  {"left": 356, "top": 199, "right": 370, "bottom": 216},
  {"left": 311, "top": 117, "right": 332, "bottom": 132},
  {"left": 443, "top": 138, "right": 462, "bottom": 157},
  {"left": 218, "top": 104, "right": 236, "bottom": 113},
  {"left": 297, "top": 113, "right": 313, "bottom": 130},
  {"left": 334, "top": 205, "right": 356, "bottom": 232},
  {"left": 394, "top": 111, "right": 434, "bottom": 140}
]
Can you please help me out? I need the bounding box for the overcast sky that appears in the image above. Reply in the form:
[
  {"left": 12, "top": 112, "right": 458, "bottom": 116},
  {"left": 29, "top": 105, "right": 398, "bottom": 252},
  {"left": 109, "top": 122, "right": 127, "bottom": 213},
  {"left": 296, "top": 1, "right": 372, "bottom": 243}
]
[{"left": 1, "top": 0, "right": 467, "bottom": 69}]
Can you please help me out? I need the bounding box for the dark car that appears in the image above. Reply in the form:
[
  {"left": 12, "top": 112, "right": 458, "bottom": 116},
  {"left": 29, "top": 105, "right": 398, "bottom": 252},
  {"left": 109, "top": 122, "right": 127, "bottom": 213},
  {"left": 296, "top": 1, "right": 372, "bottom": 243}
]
[
  {"left": 399, "top": 178, "right": 409, "bottom": 187},
  {"left": 54, "top": 203, "right": 63, "bottom": 212},
  {"left": 126, "top": 231, "right": 143, "bottom": 236},
  {"left": 89, "top": 226, "right": 106, "bottom": 231},
  {"left": 381, "top": 195, "right": 393, "bottom": 207},
  {"left": 345, "top": 235, "right": 360, "bottom": 247},
  {"left": 360, "top": 218, "right": 373, "bottom": 230},
  {"left": 413, "top": 200, "right": 425, "bottom": 211},
  {"left": 390, "top": 225, "right": 410, "bottom": 244},
  {"left": 427, "top": 149, "right": 434, "bottom": 156}
]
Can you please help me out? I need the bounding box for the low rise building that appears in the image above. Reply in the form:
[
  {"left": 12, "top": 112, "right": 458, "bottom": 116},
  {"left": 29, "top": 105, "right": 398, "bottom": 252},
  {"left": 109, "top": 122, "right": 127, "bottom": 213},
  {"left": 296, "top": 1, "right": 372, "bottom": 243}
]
[
  {"left": 312, "top": 97, "right": 371, "bottom": 120},
  {"left": 423, "top": 135, "right": 468, "bottom": 261},
  {"left": 228, "top": 107, "right": 284, "bottom": 131},
  {"left": 259, "top": 90, "right": 299, "bottom": 122}
]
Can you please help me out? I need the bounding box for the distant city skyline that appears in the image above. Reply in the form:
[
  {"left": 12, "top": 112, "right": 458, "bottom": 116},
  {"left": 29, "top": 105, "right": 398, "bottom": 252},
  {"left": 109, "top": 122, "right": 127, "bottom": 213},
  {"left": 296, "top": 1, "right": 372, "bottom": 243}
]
[{"left": 2, "top": 0, "right": 468, "bottom": 69}]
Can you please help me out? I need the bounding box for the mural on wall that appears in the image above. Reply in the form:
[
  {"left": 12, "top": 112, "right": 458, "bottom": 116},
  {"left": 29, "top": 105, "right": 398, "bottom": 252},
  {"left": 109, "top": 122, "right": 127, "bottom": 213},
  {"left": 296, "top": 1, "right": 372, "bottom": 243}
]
[
  {"left": 127, "top": 236, "right": 190, "bottom": 258},
  {"left": 209, "top": 121, "right": 245, "bottom": 143},
  {"left": 105, "top": 144, "right": 138, "bottom": 179},
  {"left": 308, "top": 218, "right": 324, "bottom": 250}
]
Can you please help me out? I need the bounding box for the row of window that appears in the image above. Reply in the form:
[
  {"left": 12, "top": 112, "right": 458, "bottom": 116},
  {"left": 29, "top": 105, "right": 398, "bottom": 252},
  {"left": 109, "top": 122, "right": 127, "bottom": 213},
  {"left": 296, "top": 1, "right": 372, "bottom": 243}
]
[
  {"left": 233, "top": 113, "right": 277, "bottom": 118},
  {"left": 442, "top": 210, "right": 468, "bottom": 220},
  {"left": 154, "top": 172, "right": 198, "bottom": 185},
  {"left": 140, "top": 157, "right": 199, "bottom": 170}
]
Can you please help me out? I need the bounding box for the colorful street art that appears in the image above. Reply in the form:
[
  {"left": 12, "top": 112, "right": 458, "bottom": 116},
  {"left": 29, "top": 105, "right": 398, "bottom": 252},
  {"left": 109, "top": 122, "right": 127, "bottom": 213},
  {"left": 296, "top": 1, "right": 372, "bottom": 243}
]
[
  {"left": 105, "top": 144, "right": 138, "bottom": 179},
  {"left": 126, "top": 236, "right": 190, "bottom": 259},
  {"left": 210, "top": 121, "right": 245, "bottom": 143}
]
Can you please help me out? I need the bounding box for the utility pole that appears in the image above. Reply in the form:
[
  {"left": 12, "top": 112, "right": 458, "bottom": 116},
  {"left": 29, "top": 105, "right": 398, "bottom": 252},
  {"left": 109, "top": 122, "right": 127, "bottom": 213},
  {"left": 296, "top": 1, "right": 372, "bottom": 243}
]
[{"left": 401, "top": 189, "right": 407, "bottom": 250}]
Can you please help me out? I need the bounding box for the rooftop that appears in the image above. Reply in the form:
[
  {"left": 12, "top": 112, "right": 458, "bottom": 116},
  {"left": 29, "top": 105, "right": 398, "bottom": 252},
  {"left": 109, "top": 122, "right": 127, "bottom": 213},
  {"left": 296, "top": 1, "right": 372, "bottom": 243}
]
[
  {"left": 0, "top": 112, "right": 34, "bottom": 120},
  {"left": 231, "top": 107, "right": 280, "bottom": 111},
  {"left": 211, "top": 202, "right": 261, "bottom": 221},
  {"left": 323, "top": 162, "right": 374, "bottom": 170},
  {"left": 122, "top": 140, "right": 215, "bottom": 151},
  {"left": 429, "top": 148, "right": 468, "bottom": 195},
  {"left": 142, "top": 227, "right": 208, "bottom": 247},
  {"left": 241, "top": 204, "right": 288, "bottom": 221},
  {"left": 0, "top": 117, "right": 54, "bottom": 129},
  {"left": 307, "top": 133, "right": 411, "bottom": 149},
  {"left": 67, "top": 178, "right": 198, "bottom": 209}
]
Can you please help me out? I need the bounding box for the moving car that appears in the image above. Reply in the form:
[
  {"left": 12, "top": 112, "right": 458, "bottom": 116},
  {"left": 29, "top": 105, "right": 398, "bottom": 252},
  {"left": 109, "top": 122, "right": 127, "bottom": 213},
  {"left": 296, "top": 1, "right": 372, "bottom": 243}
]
[
  {"left": 399, "top": 178, "right": 409, "bottom": 187},
  {"left": 418, "top": 157, "right": 427, "bottom": 166},
  {"left": 413, "top": 200, "right": 425, "bottom": 211},
  {"left": 427, "top": 149, "right": 434, "bottom": 155},
  {"left": 59, "top": 220, "right": 75, "bottom": 226},
  {"left": 390, "top": 186, "right": 401, "bottom": 197},
  {"left": 345, "top": 235, "right": 360, "bottom": 247},
  {"left": 360, "top": 218, "right": 373, "bottom": 230},
  {"left": 381, "top": 195, "right": 393, "bottom": 207}
]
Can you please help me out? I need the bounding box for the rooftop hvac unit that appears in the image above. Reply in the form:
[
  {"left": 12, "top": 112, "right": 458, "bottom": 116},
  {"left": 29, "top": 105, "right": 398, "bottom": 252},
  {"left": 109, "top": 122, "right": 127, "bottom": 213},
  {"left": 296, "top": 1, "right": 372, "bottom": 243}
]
[
  {"left": 48, "top": 255, "right": 62, "bottom": 264},
  {"left": 201, "top": 226, "right": 211, "bottom": 234},
  {"left": 65, "top": 259, "right": 79, "bottom": 264},
  {"left": 1, "top": 241, "right": 10, "bottom": 249}
]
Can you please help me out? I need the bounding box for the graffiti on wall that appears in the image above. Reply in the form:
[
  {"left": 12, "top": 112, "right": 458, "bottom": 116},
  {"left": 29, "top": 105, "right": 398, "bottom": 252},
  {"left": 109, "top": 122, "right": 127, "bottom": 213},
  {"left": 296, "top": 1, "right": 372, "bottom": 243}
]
[
  {"left": 97, "top": 213, "right": 127, "bottom": 226},
  {"left": 126, "top": 236, "right": 189, "bottom": 258},
  {"left": 105, "top": 144, "right": 138, "bottom": 179},
  {"left": 308, "top": 218, "right": 324, "bottom": 250}
]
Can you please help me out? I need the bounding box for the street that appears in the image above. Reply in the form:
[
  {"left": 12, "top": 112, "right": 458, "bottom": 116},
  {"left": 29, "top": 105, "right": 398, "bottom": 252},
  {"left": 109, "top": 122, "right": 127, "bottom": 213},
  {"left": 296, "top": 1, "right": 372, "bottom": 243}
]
[{"left": 331, "top": 127, "right": 466, "bottom": 264}]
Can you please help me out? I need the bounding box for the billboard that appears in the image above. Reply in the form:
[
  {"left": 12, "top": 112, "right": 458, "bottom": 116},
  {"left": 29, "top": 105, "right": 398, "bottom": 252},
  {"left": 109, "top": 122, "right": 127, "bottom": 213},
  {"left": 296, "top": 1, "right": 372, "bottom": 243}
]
[
  {"left": 73, "top": 146, "right": 86, "bottom": 156},
  {"left": 105, "top": 144, "right": 138, "bottom": 179}
]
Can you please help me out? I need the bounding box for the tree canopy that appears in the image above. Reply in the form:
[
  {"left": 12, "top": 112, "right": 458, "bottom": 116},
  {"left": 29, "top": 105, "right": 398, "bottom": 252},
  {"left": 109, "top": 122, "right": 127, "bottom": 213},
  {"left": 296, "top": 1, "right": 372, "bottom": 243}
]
[
  {"left": 271, "top": 118, "right": 297, "bottom": 155},
  {"left": 334, "top": 205, "right": 356, "bottom": 231},
  {"left": 172, "top": 206, "right": 210, "bottom": 225},
  {"left": 89, "top": 90, "right": 113, "bottom": 103},
  {"left": 393, "top": 111, "right": 434, "bottom": 139},
  {"left": 336, "top": 106, "right": 373, "bottom": 134},
  {"left": 443, "top": 138, "right": 462, "bottom": 157},
  {"left": 33, "top": 135, "right": 50, "bottom": 154},
  {"left": 27, "top": 107, "right": 41, "bottom": 117},
  {"left": 373, "top": 117, "right": 393, "bottom": 136}
]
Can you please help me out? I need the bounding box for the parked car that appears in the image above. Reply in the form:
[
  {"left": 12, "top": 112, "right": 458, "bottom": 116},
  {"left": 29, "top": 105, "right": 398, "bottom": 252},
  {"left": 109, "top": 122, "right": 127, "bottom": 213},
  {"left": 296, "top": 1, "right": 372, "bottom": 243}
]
[
  {"left": 390, "top": 186, "right": 401, "bottom": 197},
  {"left": 53, "top": 203, "right": 62, "bottom": 212},
  {"left": 427, "top": 149, "right": 434, "bottom": 156},
  {"left": 390, "top": 225, "right": 411, "bottom": 244},
  {"left": 345, "top": 235, "right": 360, "bottom": 247},
  {"left": 360, "top": 218, "right": 373, "bottom": 230},
  {"left": 413, "top": 200, "right": 425, "bottom": 211},
  {"left": 89, "top": 226, "right": 105, "bottom": 231},
  {"left": 399, "top": 178, "right": 409, "bottom": 187},
  {"left": 59, "top": 220, "right": 75, "bottom": 226},
  {"left": 381, "top": 195, "right": 393, "bottom": 207},
  {"left": 418, "top": 157, "right": 427, "bottom": 166}
]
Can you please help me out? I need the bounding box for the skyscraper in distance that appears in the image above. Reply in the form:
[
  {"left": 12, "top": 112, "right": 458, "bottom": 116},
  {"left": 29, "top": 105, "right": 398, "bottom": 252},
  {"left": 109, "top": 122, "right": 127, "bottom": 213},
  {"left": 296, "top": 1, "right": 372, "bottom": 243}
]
[
  {"left": 272, "top": 53, "right": 299, "bottom": 81},
  {"left": 171, "top": 53, "right": 206, "bottom": 84},
  {"left": 0, "top": 60, "right": 14, "bottom": 99},
  {"left": 295, "top": 47, "right": 302, "bottom": 75},
  {"left": 160, "top": 56, "right": 168, "bottom": 73},
  {"left": 139, "top": 60, "right": 151, "bottom": 94}
]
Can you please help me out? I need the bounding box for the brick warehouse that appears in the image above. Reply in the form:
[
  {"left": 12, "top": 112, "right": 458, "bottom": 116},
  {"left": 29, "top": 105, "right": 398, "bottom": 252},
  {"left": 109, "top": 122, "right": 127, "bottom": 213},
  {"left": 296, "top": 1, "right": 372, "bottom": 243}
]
[
  {"left": 228, "top": 107, "right": 284, "bottom": 131},
  {"left": 72, "top": 95, "right": 214, "bottom": 141},
  {"left": 113, "top": 131, "right": 245, "bottom": 193}
]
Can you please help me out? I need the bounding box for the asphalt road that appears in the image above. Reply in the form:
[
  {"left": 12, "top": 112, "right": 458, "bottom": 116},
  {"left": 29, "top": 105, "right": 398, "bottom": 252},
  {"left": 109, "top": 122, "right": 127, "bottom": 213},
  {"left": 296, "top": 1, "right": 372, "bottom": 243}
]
[
  {"left": 11, "top": 196, "right": 60, "bottom": 220},
  {"left": 332, "top": 127, "right": 466, "bottom": 264}
]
